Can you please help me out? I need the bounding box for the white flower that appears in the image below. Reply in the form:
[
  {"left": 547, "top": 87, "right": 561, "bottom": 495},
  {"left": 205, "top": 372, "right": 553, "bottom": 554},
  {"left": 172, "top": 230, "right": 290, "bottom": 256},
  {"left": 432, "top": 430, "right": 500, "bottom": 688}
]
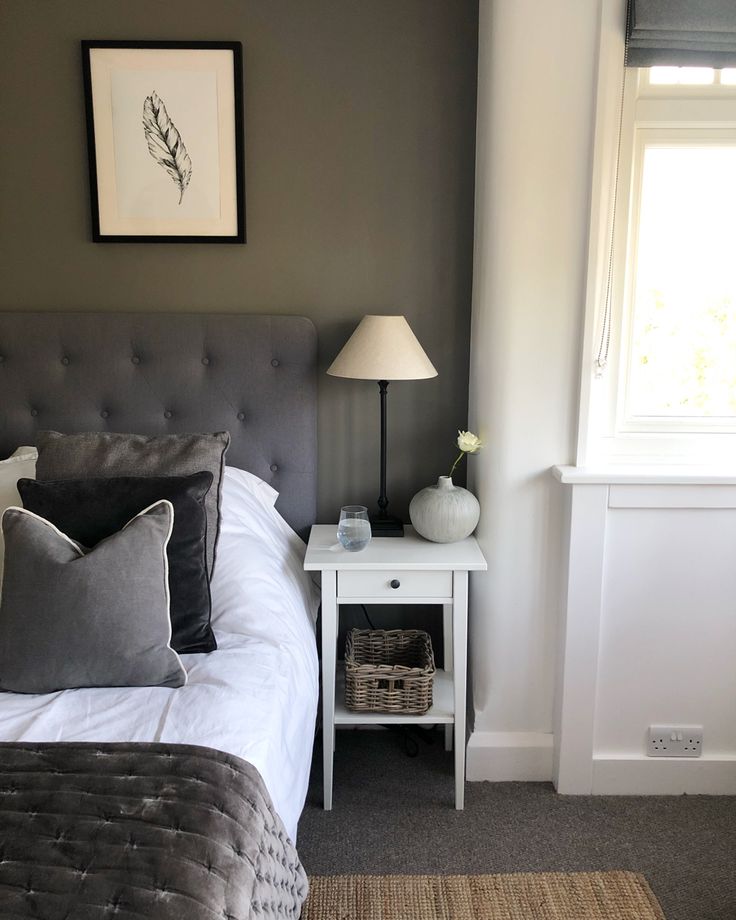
[
  {"left": 448, "top": 429, "right": 484, "bottom": 478},
  {"left": 457, "top": 430, "right": 482, "bottom": 454}
]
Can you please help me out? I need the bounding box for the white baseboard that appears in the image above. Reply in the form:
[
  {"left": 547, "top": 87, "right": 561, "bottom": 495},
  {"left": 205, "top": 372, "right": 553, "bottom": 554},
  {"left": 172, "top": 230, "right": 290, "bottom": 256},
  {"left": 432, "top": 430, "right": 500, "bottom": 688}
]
[
  {"left": 466, "top": 731, "right": 554, "bottom": 781},
  {"left": 591, "top": 754, "right": 736, "bottom": 795}
]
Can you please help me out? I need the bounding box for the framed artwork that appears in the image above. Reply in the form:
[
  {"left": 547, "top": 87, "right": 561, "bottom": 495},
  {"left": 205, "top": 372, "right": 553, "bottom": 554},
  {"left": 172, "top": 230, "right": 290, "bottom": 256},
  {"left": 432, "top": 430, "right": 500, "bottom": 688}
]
[{"left": 81, "top": 41, "right": 245, "bottom": 243}]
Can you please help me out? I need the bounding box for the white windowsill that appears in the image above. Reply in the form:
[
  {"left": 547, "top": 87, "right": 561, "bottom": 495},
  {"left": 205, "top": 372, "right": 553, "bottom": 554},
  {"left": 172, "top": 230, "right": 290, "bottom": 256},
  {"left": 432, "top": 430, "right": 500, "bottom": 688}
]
[{"left": 552, "top": 465, "right": 736, "bottom": 485}]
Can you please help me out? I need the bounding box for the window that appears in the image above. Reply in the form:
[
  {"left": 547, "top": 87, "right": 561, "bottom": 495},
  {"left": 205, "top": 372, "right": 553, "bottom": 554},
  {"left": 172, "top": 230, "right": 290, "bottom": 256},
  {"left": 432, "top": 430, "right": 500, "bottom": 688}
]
[
  {"left": 626, "top": 143, "right": 736, "bottom": 427},
  {"left": 580, "top": 66, "right": 736, "bottom": 465}
]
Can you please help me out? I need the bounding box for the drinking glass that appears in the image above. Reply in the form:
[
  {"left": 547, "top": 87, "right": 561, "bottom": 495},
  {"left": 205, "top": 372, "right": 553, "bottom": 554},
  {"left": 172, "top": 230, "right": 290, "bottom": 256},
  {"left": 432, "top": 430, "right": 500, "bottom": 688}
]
[{"left": 337, "top": 505, "right": 371, "bottom": 552}]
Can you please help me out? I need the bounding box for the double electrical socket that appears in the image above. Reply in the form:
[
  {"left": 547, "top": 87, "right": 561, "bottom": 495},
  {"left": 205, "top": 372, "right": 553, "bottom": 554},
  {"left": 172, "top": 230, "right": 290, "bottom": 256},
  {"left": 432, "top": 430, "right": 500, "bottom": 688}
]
[{"left": 647, "top": 724, "right": 703, "bottom": 758}]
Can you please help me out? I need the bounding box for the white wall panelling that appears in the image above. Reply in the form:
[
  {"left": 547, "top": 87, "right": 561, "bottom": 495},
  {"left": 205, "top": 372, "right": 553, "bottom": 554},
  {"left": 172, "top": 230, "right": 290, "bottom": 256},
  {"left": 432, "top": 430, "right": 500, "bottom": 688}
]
[
  {"left": 553, "top": 468, "right": 736, "bottom": 795},
  {"left": 553, "top": 482, "right": 609, "bottom": 793}
]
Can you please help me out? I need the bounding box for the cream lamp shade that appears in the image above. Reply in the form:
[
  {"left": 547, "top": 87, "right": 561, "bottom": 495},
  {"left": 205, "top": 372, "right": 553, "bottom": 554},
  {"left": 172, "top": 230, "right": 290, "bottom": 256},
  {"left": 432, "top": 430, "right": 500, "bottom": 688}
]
[{"left": 327, "top": 315, "right": 437, "bottom": 381}]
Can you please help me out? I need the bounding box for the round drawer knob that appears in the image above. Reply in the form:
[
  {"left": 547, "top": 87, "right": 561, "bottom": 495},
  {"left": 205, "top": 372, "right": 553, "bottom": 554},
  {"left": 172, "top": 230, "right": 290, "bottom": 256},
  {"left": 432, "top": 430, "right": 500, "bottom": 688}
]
[{"left": 390, "top": 579, "right": 400, "bottom": 589}]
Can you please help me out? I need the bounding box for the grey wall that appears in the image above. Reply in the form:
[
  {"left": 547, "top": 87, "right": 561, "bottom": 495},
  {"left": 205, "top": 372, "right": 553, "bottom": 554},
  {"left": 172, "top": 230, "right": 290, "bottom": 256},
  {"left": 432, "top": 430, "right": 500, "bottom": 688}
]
[{"left": 0, "top": 0, "right": 478, "bottom": 522}]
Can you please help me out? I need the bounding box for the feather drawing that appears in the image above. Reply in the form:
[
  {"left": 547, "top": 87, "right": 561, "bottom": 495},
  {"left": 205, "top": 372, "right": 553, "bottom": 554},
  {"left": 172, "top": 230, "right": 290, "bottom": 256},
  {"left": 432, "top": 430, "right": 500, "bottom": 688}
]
[{"left": 142, "top": 91, "right": 192, "bottom": 204}]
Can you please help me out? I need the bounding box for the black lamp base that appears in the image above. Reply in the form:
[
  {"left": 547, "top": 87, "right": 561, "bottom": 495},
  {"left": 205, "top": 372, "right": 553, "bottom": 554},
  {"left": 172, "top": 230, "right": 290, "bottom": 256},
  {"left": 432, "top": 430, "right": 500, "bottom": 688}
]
[
  {"left": 372, "top": 379, "right": 404, "bottom": 537},
  {"left": 370, "top": 515, "right": 405, "bottom": 538}
]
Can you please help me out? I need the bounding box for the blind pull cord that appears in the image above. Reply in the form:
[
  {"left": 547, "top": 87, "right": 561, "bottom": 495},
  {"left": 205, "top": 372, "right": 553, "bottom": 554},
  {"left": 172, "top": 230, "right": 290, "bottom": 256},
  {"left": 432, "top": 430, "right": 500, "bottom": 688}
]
[{"left": 595, "top": 10, "right": 631, "bottom": 376}]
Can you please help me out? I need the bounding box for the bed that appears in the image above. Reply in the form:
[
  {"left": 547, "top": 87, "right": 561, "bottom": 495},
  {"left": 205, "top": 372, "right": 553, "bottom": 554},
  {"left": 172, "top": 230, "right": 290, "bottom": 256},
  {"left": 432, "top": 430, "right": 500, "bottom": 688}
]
[{"left": 0, "top": 313, "right": 319, "bottom": 917}]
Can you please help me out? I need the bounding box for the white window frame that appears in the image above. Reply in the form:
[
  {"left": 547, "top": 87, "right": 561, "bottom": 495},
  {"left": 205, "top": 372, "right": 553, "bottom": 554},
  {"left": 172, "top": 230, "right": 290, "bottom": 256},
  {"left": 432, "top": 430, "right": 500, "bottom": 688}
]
[{"left": 577, "top": 0, "right": 736, "bottom": 467}]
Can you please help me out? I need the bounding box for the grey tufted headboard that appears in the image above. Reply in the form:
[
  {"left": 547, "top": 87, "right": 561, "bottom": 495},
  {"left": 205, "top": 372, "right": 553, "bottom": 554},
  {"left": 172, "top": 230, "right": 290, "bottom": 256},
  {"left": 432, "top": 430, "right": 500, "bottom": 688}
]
[{"left": 0, "top": 313, "right": 317, "bottom": 538}]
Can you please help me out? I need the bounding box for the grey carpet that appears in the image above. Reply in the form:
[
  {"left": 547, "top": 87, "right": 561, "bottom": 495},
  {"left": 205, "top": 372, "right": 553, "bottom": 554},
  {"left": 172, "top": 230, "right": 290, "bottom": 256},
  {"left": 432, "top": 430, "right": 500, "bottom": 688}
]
[{"left": 297, "top": 729, "right": 736, "bottom": 920}]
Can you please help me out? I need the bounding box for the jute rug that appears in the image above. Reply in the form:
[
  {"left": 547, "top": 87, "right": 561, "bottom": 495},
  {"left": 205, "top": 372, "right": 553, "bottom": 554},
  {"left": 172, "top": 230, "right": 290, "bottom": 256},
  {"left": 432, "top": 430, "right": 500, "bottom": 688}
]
[{"left": 301, "top": 871, "right": 665, "bottom": 920}]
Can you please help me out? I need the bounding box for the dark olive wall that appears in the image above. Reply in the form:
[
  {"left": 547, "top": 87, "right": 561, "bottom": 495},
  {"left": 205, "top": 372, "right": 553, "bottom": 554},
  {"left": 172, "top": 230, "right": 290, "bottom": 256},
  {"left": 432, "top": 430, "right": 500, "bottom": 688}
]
[{"left": 0, "top": 0, "right": 478, "bottom": 521}]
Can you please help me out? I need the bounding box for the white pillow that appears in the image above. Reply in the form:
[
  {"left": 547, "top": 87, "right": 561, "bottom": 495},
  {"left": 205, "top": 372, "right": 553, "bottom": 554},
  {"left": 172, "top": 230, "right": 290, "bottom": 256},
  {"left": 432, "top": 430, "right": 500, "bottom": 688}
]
[
  {"left": 0, "top": 447, "right": 38, "bottom": 588},
  {"left": 215, "top": 465, "right": 319, "bottom": 627},
  {"left": 224, "top": 464, "right": 279, "bottom": 508}
]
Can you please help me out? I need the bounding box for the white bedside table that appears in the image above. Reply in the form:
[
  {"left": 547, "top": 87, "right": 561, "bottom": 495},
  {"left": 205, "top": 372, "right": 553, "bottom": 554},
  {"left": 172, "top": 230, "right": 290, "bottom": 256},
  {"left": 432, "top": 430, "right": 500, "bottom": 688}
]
[{"left": 304, "top": 524, "right": 487, "bottom": 811}]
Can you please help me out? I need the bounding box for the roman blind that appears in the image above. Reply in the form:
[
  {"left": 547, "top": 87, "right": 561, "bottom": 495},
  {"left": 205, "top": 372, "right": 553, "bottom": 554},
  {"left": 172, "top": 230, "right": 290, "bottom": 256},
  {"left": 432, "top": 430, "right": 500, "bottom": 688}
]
[{"left": 627, "top": 0, "right": 736, "bottom": 67}]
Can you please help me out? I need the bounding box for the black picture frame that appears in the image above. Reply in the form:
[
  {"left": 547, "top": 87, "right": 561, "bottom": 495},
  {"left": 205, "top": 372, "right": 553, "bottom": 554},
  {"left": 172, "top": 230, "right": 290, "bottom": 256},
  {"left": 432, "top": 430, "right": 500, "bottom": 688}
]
[{"left": 81, "top": 40, "right": 246, "bottom": 243}]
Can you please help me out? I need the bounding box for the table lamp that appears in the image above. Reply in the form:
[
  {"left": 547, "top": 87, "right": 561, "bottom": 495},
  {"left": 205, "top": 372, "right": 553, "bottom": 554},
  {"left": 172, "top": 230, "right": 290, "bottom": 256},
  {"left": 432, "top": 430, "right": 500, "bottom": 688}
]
[{"left": 327, "top": 315, "right": 437, "bottom": 537}]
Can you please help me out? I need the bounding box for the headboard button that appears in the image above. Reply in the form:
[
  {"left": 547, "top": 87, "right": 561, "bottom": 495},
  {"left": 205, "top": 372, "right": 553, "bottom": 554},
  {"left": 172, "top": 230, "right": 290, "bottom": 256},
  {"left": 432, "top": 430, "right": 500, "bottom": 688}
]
[
  {"left": 164, "top": 410, "right": 173, "bottom": 419},
  {"left": 61, "top": 356, "right": 70, "bottom": 366},
  {"left": 271, "top": 359, "right": 280, "bottom": 368},
  {"left": 237, "top": 412, "right": 245, "bottom": 421},
  {"left": 270, "top": 463, "right": 279, "bottom": 473},
  {"left": 131, "top": 355, "right": 141, "bottom": 365},
  {"left": 201, "top": 357, "right": 210, "bottom": 366},
  {"left": 100, "top": 410, "right": 109, "bottom": 419},
  {"left": 30, "top": 408, "right": 38, "bottom": 418}
]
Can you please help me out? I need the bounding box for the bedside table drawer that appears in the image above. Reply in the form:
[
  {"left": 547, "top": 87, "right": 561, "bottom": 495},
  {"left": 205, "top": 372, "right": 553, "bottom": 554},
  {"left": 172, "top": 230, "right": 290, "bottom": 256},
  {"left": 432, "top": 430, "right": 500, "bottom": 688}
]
[{"left": 338, "top": 569, "right": 452, "bottom": 599}]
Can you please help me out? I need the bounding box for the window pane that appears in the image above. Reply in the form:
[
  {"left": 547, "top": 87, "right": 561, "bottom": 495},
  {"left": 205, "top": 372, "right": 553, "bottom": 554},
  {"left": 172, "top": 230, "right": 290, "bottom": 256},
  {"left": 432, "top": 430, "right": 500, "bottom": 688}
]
[
  {"left": 627, "top": 146, "right": 736, "bottom": 420},
  {"left": 649, "top": 66, "right": 714, "bottom": 85},
  {"left": 721, "top": 68, "right": 736, "bottom": 85},
  {"left": 649, "top": 67, "right": 680, "bottom": 85},
  {"left": 679, "top": 67, "right": 714, "bottom": 84}
]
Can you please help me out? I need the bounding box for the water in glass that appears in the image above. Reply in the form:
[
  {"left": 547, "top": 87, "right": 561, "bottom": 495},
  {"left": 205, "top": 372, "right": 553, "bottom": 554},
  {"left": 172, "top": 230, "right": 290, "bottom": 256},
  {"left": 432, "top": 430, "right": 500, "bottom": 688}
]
[{"left": 337, "top": 505, "right": 371, "bottom": 552}]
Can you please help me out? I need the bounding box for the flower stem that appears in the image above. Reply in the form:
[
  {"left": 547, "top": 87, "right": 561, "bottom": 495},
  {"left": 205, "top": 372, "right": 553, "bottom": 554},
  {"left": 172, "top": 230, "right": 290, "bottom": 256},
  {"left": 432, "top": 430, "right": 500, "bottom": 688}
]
[{"left": 448, "top": 451, "right": 465, "bottom": 479}]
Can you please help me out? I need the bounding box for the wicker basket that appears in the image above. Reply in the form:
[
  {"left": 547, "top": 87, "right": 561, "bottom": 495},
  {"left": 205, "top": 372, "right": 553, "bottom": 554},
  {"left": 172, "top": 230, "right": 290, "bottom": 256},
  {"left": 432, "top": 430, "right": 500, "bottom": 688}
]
[{"left": 344, "top": 628, "right": 436, "bottom": 715}]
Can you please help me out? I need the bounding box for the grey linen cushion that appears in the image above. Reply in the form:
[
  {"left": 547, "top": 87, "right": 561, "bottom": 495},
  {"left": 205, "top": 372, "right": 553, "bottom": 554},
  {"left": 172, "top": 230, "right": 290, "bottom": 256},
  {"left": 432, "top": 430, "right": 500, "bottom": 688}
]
[
  {"left": 35, "top": 430, "right": 230, "bottom": 577},
  {"left": 0, "top": 500, "right": 186, "bottom": 693}
]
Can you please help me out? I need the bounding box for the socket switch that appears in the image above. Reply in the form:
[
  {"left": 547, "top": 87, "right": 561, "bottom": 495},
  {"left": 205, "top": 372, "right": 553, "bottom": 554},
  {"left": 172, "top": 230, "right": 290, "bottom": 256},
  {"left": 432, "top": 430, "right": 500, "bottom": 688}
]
[{"left": 647, "top": 724, "right": 703, "bottom": 758}]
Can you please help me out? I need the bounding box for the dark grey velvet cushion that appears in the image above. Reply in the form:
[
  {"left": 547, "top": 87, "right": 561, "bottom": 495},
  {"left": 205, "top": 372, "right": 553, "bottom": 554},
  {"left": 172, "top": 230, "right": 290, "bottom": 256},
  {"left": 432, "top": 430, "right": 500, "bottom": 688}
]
[
  {"left": 0, "top": 500, "right": 186, "bottom": 693},
  {"left": 17, "top": 472, "right": 216, "bottom": 654},
  {"left": 35, "top": 430, "right": 230, "bottom": 577}
]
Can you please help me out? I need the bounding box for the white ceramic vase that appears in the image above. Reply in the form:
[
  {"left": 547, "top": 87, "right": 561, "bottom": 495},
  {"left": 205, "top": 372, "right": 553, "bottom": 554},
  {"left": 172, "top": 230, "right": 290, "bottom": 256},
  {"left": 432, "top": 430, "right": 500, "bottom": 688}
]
[{"left": 409, "top": 475, "right": 480, "bottom": 543}]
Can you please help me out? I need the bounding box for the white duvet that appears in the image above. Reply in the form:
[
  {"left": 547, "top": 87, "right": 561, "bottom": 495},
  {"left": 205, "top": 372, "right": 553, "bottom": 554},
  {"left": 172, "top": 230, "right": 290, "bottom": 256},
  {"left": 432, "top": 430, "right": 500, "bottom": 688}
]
[{"left": 0, "top": 466, "right": 320, "bottom": 842}]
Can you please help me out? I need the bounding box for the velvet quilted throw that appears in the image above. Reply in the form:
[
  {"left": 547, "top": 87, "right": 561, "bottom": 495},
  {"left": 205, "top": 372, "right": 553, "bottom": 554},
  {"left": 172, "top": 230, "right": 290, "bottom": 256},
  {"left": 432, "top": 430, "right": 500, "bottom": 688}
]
[{"left": 0, "top": 743, "right": 307, "bottom": 919}]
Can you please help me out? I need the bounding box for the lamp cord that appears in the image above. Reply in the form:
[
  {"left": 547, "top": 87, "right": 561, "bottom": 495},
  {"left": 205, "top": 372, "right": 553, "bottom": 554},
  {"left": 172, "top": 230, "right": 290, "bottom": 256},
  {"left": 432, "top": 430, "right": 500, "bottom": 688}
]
[{"left": 360, "top": 604, "right": 375, "bottom": 630}]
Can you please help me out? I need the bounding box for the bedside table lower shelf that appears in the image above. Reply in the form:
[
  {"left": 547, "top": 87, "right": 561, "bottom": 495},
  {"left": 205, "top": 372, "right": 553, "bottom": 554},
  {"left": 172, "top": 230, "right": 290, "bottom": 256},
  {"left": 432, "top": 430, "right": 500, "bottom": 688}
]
[{"left": 334, "top": 668, "right": 454, "bottom": 725}]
